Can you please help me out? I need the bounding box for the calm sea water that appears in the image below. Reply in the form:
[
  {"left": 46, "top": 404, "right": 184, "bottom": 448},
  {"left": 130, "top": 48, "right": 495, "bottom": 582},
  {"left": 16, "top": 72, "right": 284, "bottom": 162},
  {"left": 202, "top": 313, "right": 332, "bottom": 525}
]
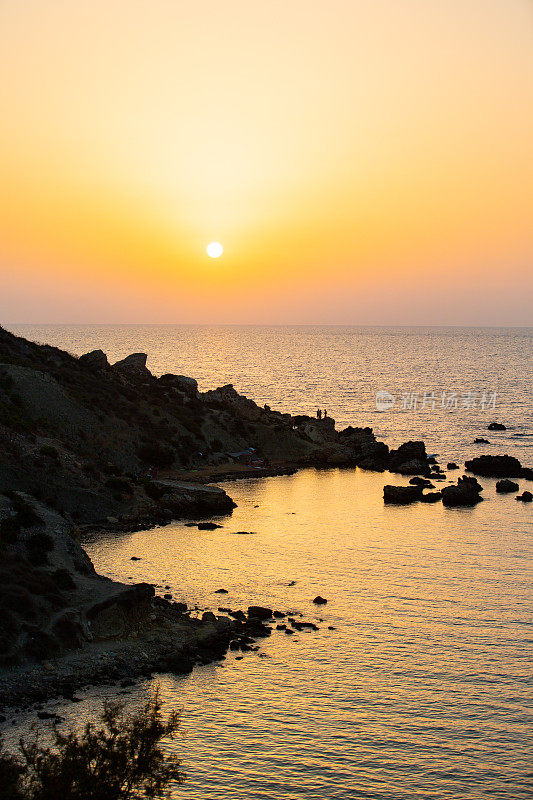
[{"left": 4, "top": 325, "right": 533, "bottom": 799}]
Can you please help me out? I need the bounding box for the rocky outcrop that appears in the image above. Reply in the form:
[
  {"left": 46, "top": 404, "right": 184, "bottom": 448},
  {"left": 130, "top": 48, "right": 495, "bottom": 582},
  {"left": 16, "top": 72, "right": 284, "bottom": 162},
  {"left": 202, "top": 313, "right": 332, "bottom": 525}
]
[
  {"left": 0, "top": 494, "right": 100, "bottom": 666},
  {"left": 338, "top": 427, "right": 389, "bottom": 470},
  {"left": 203, "top": 383, "right": 262, "bottom": 421},
  {"left": 441, "top": 476, "right": 483, "bottom": 507},
  {"left": 388, "top": 441, "right": 431, "bottom": 475},
  {"left": 112, "top": 353, "right": 151, "bottom": 377},
  {"left": 465, "top": 455, "right": 531, "bottom": 478},
  {"left": 86, "top": 583, "right": 155, "bottom": 640},
  {"left": 158, "top": 373, "right": 198, "bottom": 395},
  {"left": 488, "top": 422, "right": 506, "bottom": 431},
  {"left": 79, "top": 349, "right": 110, "bottom": 370},
  {"left": 153, "top": 480, "right": 236, "bottom": 518}
]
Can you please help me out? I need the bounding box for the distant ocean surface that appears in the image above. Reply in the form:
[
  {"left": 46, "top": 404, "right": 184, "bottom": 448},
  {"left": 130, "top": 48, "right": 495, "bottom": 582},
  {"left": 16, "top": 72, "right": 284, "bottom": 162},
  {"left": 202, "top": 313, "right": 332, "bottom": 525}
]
[{"left": 5, "top": 325, "right": 533, "bottom": 799}]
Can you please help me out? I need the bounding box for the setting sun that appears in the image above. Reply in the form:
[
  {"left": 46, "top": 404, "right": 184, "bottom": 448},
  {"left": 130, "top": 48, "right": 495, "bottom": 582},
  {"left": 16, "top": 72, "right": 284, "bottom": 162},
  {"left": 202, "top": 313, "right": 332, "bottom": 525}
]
[{"left": 206, "top": 242, "right": 223, "bottom": 259}]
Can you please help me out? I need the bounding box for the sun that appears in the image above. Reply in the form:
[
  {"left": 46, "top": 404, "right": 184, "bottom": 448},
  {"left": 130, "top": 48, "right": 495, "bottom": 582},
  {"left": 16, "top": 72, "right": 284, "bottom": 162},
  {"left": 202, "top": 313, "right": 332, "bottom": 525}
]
[{"left": 206, "top": 241, "right": 223, "bottom": 258}]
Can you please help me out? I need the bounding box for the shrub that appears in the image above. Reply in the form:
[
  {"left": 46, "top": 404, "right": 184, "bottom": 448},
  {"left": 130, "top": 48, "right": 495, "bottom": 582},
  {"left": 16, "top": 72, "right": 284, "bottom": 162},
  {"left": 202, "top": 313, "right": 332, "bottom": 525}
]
[
  {"left": 143, "top": 482, "right": 169, "bottom": 502},
  {"left": 51, "top": 569, "right": 76, "bottom": 591},
  {"left": 0, "top": 401, "right": 34, "bottom": 433},
  {"left": 26, "top": 549, "right": 49, "bottom": 567},
  {"left": 27, "top": 532, "right": 54, "bottom": 553},
  {"left": 39, "top": 445, "right": 59, "bottom": 460},
  {"left": 16, "top": 506, "right": 45, "bottom": 529},
  {"left": 0, "top": 517, "right": 20, "bottom": 543},
  {"left": 137, "top": 443, "right": 175, "bottom": 469},
  {"left": 0, "top": 740, "right": 24, "bottom": 800},
  {"left": 104, "top": 478, "right": 133, "bottom": 495},
  {"left": 102, "top": 464, "right": 123, "bottom": 477},
  {"left": 0, "top": 585, "right": 37, "bottom": 619},
  {"left": 0, "top": 374, "right": 14, "bottom": 391},
  {"left": 0, "top": 690, "right": 185, "bottom": 799}
]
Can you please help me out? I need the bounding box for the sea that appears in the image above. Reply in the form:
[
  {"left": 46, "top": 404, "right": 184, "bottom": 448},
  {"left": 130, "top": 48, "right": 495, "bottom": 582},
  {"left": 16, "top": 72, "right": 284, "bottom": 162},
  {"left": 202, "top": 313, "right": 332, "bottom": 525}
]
[{"left": 4, "top": 325, "right": 533, "bottom": 799}]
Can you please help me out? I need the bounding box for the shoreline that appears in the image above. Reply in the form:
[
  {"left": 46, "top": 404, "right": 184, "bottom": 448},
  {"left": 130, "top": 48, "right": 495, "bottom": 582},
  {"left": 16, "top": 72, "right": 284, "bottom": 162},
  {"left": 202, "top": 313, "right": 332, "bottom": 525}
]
[{"left": 1, "top": 325, "right": 531, "bottom": 719}]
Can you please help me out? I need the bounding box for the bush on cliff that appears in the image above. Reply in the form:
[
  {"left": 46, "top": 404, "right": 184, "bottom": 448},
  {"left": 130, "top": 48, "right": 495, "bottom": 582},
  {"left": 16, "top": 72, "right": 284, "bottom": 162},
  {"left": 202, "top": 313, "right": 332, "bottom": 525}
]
[
  {"left": 0, "top": 690, "right": 185, "bottom": 800},
  {"left": 137, "top": 443, "right": 175, "bottom": 469},
  {"left": 39, "top": 446, "right": 59, "bottom": 460},
  {"left": 104, "top": 477, "right": 133, "bottom": 495}
]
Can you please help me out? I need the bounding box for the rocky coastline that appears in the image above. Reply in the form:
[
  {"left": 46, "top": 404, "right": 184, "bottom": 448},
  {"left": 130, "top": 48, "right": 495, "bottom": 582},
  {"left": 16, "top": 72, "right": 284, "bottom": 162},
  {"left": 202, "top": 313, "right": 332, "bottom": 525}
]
[{"left": 1, "top": 325, "right": 531, "bottom": 713}]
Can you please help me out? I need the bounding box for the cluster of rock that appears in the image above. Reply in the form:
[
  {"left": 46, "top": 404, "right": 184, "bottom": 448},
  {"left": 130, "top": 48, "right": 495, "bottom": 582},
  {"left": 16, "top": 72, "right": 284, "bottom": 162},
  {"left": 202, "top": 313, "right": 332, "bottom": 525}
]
[{"left": 384, "top": 451, "right": 532, "bottom": 507}]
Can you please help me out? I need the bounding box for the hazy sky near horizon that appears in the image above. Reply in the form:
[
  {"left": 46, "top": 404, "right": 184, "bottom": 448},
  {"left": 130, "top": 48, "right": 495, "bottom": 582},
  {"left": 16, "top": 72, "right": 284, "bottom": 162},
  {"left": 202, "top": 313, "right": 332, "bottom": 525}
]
[{"left": 1, "top": 0, "right": 532, "bottom": 324}]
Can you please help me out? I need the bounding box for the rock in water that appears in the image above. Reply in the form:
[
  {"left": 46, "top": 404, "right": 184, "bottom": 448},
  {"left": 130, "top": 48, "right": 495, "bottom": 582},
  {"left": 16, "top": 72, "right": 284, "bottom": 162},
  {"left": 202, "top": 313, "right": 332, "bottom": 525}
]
[
  {"left": 441, "top": 476, "right": 483, "bottom": 507},
  {"left": 388, "top": 441, "right": 430, "bottom": 476},
  {"left": 419, "top": 491, "right": 442, "bottom": 503},
  {"left": 409, "top": 476, "right": 434, "bottom": 487},
  {"left": 465, "top": 455, "right": 527, "bottom": 478},
  {"left": 383, "top": 485, "right": 423, "bottom": 504},
  {"left": 516, "top": 491, "right": 532, "bottom": 502},
  {"left": 496, "top": 479, "right": 519, "bottom": 493},
  {"left": 248, "top": 606, "right": 273, "bottom": 620},
  {"left": 312, "top": 596, "right": 328, "bottom": 604},
  {"left": 488, "top": 422, "right": 506, "bottom": 430}
]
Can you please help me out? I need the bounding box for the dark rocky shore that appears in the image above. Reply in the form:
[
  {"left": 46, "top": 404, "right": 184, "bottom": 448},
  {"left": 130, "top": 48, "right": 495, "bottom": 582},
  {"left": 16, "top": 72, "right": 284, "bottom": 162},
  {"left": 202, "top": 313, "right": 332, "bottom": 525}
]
[
  {"left": 0, "top": 325, "right": 386, "bottom": 708},
  {"left": 1, "top": 325, "right": 531, "bottom": 710}
]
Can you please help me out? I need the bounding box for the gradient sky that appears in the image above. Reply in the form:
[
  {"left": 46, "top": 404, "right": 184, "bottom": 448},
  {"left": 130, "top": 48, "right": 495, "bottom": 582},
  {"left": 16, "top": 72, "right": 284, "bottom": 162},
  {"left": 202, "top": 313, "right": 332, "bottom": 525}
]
[{"left": 1, "top": 0, "right": 532, "bottom": 324}]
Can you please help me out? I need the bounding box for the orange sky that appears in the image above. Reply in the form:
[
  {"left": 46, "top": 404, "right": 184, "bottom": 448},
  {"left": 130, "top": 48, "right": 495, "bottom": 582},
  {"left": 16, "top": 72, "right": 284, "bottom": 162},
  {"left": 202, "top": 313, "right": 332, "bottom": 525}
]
[{"left": 1, "top": 0, "right": 532, "bottom": 324}]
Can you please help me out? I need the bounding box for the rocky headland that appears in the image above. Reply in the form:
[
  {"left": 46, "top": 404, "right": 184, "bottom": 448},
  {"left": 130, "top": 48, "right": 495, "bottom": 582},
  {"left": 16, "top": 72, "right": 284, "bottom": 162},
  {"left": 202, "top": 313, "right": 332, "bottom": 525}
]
[
  {"left": 1, "top": 325, "right": 531, "bottom": 709},
  {"left": 0, "top": 325, "right": 391, "bottom": 707}
]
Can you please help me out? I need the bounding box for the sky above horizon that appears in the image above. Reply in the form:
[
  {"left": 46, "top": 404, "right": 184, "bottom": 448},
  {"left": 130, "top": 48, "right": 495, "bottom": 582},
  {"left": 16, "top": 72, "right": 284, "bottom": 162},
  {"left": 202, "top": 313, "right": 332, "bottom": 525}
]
[{"left": 1, "top": 0, "right": 532, "bottom": 325}]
